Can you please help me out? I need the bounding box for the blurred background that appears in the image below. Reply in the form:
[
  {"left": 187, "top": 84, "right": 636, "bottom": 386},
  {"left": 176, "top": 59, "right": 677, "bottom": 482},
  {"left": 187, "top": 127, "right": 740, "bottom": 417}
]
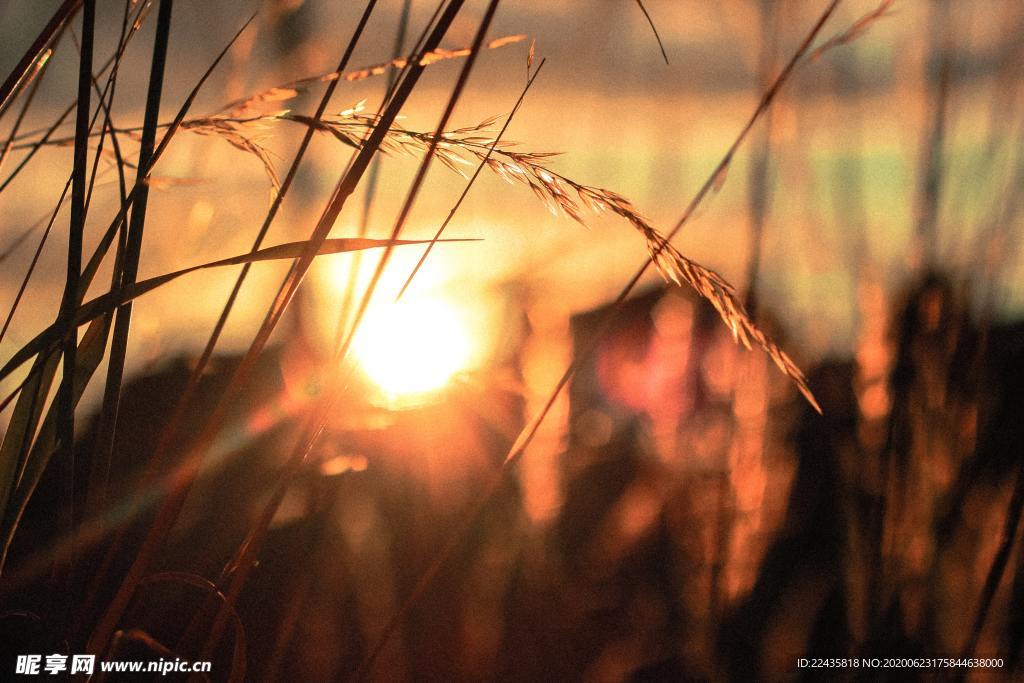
[{"left": 1, "top": 0, "right": 1023, "bottom": 680}]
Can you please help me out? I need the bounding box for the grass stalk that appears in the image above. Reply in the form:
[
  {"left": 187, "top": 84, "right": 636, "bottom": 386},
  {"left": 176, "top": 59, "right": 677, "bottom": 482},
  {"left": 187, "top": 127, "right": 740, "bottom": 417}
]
[
  {"left": 0, "top": 39, "right": 54, "bottom": 177},
  {"left": 634, "top": 0, "right": 669, "bottom": 64},
  {"left": 0, "top": 0, "right": 82, "bottom": 120},
  {"left": 0, "top": 0, "right": 152, "bottom": 196},
  {"left": 958, "top": 465, "right": 1024, "bottom": 671},
  {"left": 88, "top": 0, "right": 174, "bottom": 516},
  {"left": 913, "top": 0, "right": 952, "bottom": 268},
  {"left": 49, "top": 0, "right": 94, "bottom": 629},
  {"left": 0, "top": 179, "right": 72, "bottom": 347},
  {"left": 333, "top": 0, "right": 413, "bottom": 348}
]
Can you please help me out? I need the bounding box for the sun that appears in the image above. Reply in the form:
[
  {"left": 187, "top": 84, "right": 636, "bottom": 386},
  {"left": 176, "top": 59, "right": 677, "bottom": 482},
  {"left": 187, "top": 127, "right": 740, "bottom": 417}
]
[{"left": 351, "top": 296, "right": 476, "bottom": 404}]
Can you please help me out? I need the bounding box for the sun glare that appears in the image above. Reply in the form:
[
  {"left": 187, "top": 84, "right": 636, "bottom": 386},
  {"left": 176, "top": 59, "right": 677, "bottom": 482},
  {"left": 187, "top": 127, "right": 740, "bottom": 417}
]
[{"left": 352, "top": 296, "right": 476, "bottom": 404}]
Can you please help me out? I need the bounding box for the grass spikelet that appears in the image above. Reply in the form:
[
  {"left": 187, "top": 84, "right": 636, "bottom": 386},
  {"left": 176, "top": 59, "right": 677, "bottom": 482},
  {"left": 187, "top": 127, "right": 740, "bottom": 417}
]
[
  {"left": 272, "top": 106, "right": 819, "bottom": 406},
  {"left": 646, "top": 234, "right": 820, "bottom": 412},
  {"left": 181, "top": 116, "right": 280, "bottom": 195}
]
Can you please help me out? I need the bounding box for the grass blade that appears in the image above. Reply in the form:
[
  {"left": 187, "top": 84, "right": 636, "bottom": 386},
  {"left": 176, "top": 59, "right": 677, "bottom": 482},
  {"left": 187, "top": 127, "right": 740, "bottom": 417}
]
[
  {"left": 0, "top": 236, "right": 474, "bottom": 387},
  {"left": 0, "top": 318, "right": 109, "bottom": 572},
  {"left": 0, "top": 354, "right": 60, "bottom": 556}
]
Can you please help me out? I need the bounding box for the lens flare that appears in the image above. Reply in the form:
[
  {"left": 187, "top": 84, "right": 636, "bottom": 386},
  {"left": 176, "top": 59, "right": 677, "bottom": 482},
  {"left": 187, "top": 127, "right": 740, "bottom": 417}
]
[{"left": 352, "top": 296, "right": 475, "bottom": 404}]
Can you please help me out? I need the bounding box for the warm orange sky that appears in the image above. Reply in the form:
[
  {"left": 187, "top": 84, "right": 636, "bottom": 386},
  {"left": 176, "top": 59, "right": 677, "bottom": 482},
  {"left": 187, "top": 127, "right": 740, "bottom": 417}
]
[{"left": 1, "top": 0, "right": 1022, "bottom": 418}]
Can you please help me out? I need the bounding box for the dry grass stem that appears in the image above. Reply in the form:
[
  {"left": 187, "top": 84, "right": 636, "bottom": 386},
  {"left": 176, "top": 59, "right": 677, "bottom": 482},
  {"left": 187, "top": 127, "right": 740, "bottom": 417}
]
[
  {"left": 218, "top": 33, "right": 525, "bottom": 115},
  {"left": 809, "top": 0, "right": 896, "bottom": 62}
]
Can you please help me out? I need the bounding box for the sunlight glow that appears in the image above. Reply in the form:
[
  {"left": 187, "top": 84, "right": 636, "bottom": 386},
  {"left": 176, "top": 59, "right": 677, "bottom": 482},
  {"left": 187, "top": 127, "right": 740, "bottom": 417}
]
[{"left": 352, "top": 296, "right": 476, "bottom": 403}]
